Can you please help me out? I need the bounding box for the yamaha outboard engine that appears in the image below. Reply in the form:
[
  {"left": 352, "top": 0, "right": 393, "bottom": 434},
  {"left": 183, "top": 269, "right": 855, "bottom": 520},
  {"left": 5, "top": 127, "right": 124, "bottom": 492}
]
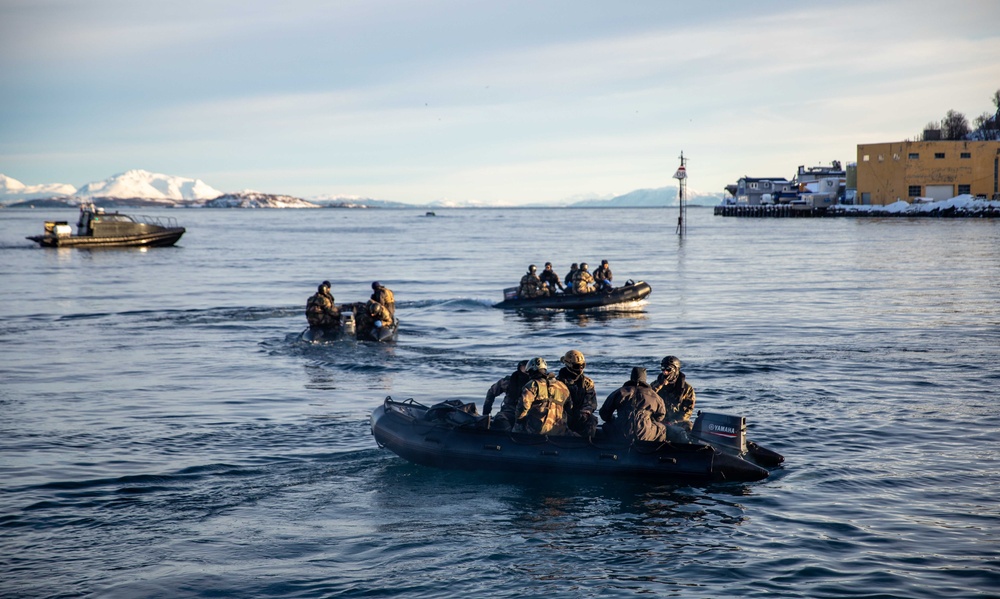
[{"left": 691, "top": 412, "right": 747, "bottom": 455}]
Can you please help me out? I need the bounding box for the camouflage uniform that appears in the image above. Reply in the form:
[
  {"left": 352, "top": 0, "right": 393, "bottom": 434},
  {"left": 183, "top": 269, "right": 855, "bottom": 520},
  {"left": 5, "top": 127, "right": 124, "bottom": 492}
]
[
  {"left": 599, "top": 368, "right": 667, "bottom": 443},
  {"left": 354, "top": 299, "right": 392, "bottom": 340},
  {"left": 519, "top": 271, "right": 546, "bottom": 298},
  {"left": 514, "top": 372, "right": 572, "bottom": 435},
  {"left": 651, "top": 371, "right": 696, "bottom": 429},
  {"left": 573, "top": 266, "right": 596, "bottom": 294},
  {"left": 557, "top": 366, "right": 598, "bottom": 438},
  {"left": 306, "top": 286, "right": 340, "bottom": 328},
  {"left": 484, "top": 361, "right": 531, "bottom": 431},
  {"left": 371, "top": 284, "right": 395, "bottom": 320}
]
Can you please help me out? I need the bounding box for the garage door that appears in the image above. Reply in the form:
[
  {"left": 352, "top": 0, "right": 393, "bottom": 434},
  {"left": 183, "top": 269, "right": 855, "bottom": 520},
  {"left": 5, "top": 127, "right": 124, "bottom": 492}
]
[{"left": 924, "top": 185, "right": 954, "bottom": 201}]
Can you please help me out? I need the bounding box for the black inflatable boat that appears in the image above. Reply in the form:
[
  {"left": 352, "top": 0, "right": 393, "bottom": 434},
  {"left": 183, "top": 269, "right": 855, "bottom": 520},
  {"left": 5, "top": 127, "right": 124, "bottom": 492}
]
[
  {"left": 371, "top": 397, "right": 783, "bottom": 484},
  {"left": 493, "top": 280, "right": 651, "bottom": 311},
  {"left": 302, "top": 307, "right": 398, "bottom": 343}
]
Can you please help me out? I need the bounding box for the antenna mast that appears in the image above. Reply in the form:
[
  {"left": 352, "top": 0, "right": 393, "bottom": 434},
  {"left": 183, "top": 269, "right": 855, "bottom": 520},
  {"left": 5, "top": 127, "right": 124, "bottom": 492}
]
[{"left": 674, "top": 151, "right": 688, "bottom": 236}]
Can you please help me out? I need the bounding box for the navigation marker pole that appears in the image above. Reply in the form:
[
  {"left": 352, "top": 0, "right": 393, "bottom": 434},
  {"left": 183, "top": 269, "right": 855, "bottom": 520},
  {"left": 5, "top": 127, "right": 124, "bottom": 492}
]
[{"left": 674, "top": 152, "right": 688, "bottom": 236}]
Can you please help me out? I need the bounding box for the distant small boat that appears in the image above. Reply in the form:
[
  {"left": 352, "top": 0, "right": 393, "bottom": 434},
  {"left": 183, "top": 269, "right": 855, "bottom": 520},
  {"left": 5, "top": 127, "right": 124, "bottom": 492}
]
[
  {"left": 425, "top": 211, "right": 436, "bottom": 217},
  {"left": 26, "top": 203, "right": 185, "bottom": 248},
  {"left": 493, "top": 280, "right": 652, "bottom": 311}
]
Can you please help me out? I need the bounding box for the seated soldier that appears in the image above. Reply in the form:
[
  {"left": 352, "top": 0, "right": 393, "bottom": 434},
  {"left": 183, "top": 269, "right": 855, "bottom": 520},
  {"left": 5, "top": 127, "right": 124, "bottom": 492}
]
[
  {"left": 573, "top": 263, "right": 596, "bottom": 294},
  {"left": 518, "top": 264, "right": 547, "bottom": 298},
  {"left": 513, "top": 357, "right": 574, "bottom": 436},
  {"left": 539, "top": 262, "right": 564, "bottom": 293},
  {"left": 305, "top": 281, "right": 341, "bottom": 329},
  {"left": 593, "top": 260, "right": 613, "bottom": 292},
  {"left": 598, "top": 367, "right": 667, "bottom": 444},
  {"left": 484, "top": 360, "right": 530, "bottom": 431},
  {"left": 370, "top": 281, "right": 395, "bottom": 321}
]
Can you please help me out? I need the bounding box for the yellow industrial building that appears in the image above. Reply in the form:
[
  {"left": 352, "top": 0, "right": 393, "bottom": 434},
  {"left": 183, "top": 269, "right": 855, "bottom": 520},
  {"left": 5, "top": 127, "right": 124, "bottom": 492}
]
[{"left": 856, "top": 140, "right": 1000, "bottom": 205}]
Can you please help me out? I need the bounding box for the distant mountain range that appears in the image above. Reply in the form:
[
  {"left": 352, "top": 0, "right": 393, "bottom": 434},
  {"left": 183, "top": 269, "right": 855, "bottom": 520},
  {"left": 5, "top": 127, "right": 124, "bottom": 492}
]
[{"left": 0, "top": 170, "right": 724, "bottom": 208}]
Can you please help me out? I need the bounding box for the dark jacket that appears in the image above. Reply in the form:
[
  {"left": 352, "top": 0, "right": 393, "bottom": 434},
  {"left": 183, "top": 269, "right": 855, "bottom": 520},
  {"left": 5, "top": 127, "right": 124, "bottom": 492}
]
[
  {"left": 484, "top": 366, "right": 531, "bottom": 416},
  {"left": 599, "top": 380, "right": 667, "bottom": 443}
]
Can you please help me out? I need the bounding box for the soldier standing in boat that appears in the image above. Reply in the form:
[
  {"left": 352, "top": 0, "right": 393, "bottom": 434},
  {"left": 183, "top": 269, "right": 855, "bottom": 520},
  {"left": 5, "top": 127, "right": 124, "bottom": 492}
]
[
  {"left": 370, "top": 282, "right": 395, "bottom": 321},
  {"left": 539, "top": 262, "right": 564, "bottom": 293},
  {"left": 305, "top": 281, "right": 341, "bottom": 329},
  {"left": 518, "top": 265, "right": 547, "bottom": 298},
  {"left": 556, "top": 350, "right": 598, "bottom": 438},
  {"left": 514, "top": 357, "right": 572, "bottom": 435},
  {"left": 651, "top": 355, "right": 697, "bottom": 431},
  {"left": 599, "top": 367, "right": 667, "bottom": 443},
  {"left": 484, "top": 360, "right": 531, "bottom": 431}
]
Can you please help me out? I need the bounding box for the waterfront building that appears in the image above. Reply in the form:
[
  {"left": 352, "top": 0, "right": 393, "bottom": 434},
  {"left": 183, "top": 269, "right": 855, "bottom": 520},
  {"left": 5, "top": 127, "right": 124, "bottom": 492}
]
[{"left": 856, "top": 140, "right": 1000, "bottom": 205}]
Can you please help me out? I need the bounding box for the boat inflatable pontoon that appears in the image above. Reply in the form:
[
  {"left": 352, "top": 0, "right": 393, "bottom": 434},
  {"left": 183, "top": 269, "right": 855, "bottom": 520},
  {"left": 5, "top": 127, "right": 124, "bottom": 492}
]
[
  {"left": 493, "top": 280, "right": 651, "bottom": 311},
  {"left": 302, "top": 309, "right": 398, "bottom": 343},
  {"left": 371, "top": 397, "right": 783, "bottom": 484}
]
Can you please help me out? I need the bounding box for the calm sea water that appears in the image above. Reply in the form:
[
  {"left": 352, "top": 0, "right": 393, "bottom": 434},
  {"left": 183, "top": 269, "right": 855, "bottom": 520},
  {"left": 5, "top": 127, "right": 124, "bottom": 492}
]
[{"left": 1, "top": 206, "right": 998, "bottom": 598}]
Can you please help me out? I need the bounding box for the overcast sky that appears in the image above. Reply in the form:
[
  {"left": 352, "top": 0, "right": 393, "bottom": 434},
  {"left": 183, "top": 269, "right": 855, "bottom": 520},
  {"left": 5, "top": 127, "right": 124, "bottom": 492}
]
[{"left": 2, "top": 0, "right": 998, "bottom": 204}]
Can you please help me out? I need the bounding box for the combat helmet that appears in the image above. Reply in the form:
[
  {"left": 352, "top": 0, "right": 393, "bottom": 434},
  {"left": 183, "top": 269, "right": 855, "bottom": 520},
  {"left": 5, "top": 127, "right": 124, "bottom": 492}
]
[
  {"left": 560, "top": 350, "right": 585, "bottom": 368},
  {"left": 527, "top": 357, "right": 548, "bottom": 373},
  {"left": 528, "top": 264, "right": 537, "bottom": 273},
  {"left": 661, "top": 355, "right": 681, "bottom": 371}
]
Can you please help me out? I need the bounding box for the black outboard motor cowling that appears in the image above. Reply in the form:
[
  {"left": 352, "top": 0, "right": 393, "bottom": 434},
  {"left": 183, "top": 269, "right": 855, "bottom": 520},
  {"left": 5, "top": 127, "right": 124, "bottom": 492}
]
[{"left": 691, "top": 412, "right": 747, "bottom": 455}]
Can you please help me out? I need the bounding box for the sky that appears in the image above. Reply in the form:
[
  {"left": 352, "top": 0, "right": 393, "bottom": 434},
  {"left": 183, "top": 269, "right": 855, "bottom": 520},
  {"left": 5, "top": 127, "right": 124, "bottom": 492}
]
[{"left": 2, "top": 0, "right": 999, "bottom": 205}]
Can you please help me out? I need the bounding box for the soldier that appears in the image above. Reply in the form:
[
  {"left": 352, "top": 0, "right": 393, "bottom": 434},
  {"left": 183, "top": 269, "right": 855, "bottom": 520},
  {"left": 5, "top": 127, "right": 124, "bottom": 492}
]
[
  {"left": 484, "top": 360, "right": 531, "bottom": 431},
  {"left": 556, "top": 349, "right": 598, "bottom": 438},
  {"left": 651, "top": 355, "right": 697, "bottom": 430},
  {"left": 518, "top": 264, "right": 547, "bottom": 298},
  {"left": 563, "top": 263, "right": 579, "bottom": 292},
  {"left": 514, "top": 357, "right": 573, "bottom": 435},
  {"left": 593, "top": 260, "right": 613, "bottom": 292},
  {"left": 357, "top": 298, "right": 392, "bottom": 339},
  {"left": 573, "top": 262, "right": 596, "bottom": 294},
  {"left": 539, "top": 262, "right": 564, "bottom": 293},
  {"left": 370, "top": 281, "right": 395, "bottom": 321},
  {"left": 599, "top": 367, "right": 667, "bottom": 443},
  {"left": 305, "top": 281, "right": 340, "bottom": 329}
]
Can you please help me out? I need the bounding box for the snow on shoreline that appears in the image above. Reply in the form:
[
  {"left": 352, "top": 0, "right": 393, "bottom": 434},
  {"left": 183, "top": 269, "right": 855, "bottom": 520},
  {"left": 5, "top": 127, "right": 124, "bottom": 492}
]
[{"left": 830, "top": 195, "right": 1000, "bottom": 215}]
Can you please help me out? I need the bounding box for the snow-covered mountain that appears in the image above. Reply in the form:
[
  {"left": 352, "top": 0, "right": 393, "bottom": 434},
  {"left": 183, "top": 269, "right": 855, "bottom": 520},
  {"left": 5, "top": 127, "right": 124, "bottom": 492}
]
[
  {"left": 204, "top": 191, "right": 320, "bottom": 209},
  {"left": 0, "top": 174, "right": 76, "bottom": 203},
  {"left": 568, "top": 186, "right": 723, "bottom": 207},
  {"left": 75, "top": 169, "right": 222, "bottom": 201}
]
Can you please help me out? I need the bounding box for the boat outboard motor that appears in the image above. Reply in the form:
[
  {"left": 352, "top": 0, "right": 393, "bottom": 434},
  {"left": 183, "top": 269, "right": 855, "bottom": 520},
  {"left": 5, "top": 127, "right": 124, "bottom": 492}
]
[
  {"left": 342, "top": 312, "right": 356, "bottom": 336},
  {"left": 690, "top": 412, "right": 747, "bottom": 455}
]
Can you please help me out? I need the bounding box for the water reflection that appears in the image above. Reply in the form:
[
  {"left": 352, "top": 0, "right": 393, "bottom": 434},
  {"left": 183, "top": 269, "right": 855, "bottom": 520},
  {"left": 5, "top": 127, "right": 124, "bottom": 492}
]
[{"left": 505, "top": 308, "right": 648, "bottom": 330}]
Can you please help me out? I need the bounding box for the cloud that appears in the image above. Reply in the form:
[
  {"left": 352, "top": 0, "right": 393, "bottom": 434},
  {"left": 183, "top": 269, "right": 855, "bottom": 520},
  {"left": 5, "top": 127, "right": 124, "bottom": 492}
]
[{"left": 2, "top": 0, "right": 999, "bottom": 203}]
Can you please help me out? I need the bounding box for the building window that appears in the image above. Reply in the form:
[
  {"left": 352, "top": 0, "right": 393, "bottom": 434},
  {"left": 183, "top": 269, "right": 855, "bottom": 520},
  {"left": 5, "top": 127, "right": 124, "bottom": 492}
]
[
  {"left": 893, "top": 153, "right": 900, "bottom": 160},
  {"left": 907, "top": 185, "right": 921, "bottom": 197},
  {"left": 960, "top": 152, "right": 971, "bottom": 159},
  {"left": 908, "top": 153, "right": 919, "bottom": 159},
  {"left": 958, "top": 184, "right": 971, "bottom": 195},
  {"left": 878, "top": 154, "right": 884, "bottom": 162},
  {"left": 934, "top": 152, "right": 945, "bottom": 159},
  {"left": 749, "top": 182, "right": 758, "bottom": 189},
  {"left": 863, "top": 155, "right": 870, "bottom": 162}
]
